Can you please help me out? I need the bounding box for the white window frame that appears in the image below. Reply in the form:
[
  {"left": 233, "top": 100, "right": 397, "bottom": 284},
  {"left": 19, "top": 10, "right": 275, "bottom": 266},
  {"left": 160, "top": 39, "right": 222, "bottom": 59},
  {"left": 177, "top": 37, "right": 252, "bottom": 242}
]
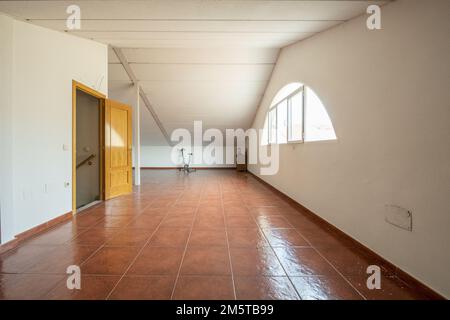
[
  {"left": 287, "top": 86, "right": 305, "bottom": 144},
  {"left": 267, "top": 86, "right": 305, "bottom": 146},
  {"left": 268, "top": 107, "right": 277, "bottom": 145},
  {"left": 276, "top": 98, "right": 288, "bottom": 144}
]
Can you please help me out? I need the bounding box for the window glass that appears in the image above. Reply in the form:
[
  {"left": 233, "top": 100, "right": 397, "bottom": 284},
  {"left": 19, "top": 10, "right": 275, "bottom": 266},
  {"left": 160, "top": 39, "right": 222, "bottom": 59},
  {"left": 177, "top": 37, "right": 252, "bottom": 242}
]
[
  {"left": 265, "top": 83, "right": 337, "bottom": 146},
  {"left": 271, "top": 82, "right": 302, "bottom": 106},
  {"left": 288, "top": 91, "right": 303, "bottom": 141},
  {"left": 268, "top": 108, "right": 277, "bottom": 144},
  {"left": 277, "top": 100, "right": 288, "bottom": 144}
]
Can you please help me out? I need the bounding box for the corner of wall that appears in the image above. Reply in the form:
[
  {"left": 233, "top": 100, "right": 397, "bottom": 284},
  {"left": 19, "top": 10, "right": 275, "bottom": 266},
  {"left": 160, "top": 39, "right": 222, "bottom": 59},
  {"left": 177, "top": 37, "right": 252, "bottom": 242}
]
[{"left": 0, "top": 13, "right": 15, "bottom": 244}]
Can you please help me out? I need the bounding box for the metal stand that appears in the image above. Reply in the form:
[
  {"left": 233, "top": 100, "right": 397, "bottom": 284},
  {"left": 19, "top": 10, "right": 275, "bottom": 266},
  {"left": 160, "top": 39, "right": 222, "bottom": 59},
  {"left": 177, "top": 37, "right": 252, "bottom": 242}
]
[{"left": 178, "top": 148, "right": 196, "bottom": 173}]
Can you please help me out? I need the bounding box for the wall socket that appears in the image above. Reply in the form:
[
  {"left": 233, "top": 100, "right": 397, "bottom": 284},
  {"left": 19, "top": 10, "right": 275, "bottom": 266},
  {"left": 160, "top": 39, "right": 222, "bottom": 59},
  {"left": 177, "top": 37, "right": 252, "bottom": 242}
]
[{"left": 385, "top": 205, "right": 412, "bottom": 231}]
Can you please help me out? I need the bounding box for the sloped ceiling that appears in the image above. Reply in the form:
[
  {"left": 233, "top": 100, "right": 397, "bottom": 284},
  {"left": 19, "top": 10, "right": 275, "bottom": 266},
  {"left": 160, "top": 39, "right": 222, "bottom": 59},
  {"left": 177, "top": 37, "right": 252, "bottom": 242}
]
[{"left": 0, "top": 0, "right": 388, "bottom": 146}]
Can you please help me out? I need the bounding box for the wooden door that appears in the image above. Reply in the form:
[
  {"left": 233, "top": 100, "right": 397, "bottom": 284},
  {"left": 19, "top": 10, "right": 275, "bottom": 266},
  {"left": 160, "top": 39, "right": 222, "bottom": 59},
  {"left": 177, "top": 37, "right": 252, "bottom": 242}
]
[{"left": 104, "top": 99, "right": 132, "bottom": 199}]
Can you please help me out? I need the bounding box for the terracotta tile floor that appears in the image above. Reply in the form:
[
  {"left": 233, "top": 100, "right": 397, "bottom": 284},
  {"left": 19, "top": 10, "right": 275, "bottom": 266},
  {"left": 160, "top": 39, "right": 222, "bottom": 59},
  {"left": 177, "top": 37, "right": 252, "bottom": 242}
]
[{"left": 0, "top": 170, "right": 433, "bottom": 300}]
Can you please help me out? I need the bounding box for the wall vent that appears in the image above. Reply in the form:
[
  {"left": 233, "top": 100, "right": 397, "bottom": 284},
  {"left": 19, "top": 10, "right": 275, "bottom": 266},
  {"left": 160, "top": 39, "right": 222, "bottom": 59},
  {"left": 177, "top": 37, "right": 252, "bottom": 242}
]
[{"left": 385, "top": 205, "right": 413, "bottom": 231}]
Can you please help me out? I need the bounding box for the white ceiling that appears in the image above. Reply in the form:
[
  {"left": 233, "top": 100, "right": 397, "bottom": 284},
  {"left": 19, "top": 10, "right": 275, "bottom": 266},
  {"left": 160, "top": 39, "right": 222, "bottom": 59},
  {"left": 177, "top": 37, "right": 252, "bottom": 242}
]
[{"left": 0, "top": 0, "right": 388, "bottom": 146}]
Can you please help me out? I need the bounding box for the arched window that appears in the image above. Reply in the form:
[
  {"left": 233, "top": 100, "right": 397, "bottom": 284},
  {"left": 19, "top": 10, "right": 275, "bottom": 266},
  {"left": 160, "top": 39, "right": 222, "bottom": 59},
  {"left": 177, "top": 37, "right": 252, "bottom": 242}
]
[{"left": 261, "top": 83, "right": 336, "bottom": 145}]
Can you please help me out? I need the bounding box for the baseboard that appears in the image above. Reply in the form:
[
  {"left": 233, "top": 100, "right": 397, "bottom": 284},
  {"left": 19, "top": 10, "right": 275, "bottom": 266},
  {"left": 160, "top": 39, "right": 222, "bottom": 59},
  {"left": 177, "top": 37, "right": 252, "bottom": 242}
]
[
  {"left": 140, "top": 166, "right": 236, "bottom": 170},
  {"left": 246, "top": 170, "right": 445, "bottom": 300},
  {"left": 137, "top": 167, "right": 177, "bottom": 170},
  {"left": 0, "top": 211, "right": 73, "bottom": 255},
  {"left": 192, "top": 167, "right": 236, "bottom": 170},
  {"left": 0, "top": 238, "right": 20, "bottom": 255}
]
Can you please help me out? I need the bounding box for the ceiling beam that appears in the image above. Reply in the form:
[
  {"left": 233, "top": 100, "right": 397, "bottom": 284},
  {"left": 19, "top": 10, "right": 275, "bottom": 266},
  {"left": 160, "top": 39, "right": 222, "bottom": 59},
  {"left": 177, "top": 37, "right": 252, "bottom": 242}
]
[
  {"left": 111, "top": 46, "right": 173, "bottom": 146},
  {"left": 112, "top": 46, "right": 138, "bottom": 84}
]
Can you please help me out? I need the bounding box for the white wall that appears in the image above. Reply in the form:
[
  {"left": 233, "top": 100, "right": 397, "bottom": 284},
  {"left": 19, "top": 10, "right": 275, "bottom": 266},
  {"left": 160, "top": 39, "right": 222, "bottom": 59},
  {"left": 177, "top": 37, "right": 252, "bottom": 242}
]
[
  {"left": 0, "top": 16, "right": 108, "bottom": 243},
  {"left": 0, "top": 14, "right": 15, "bottom": 243},
  {"left": 109, "top": 81, "right": 236, "bottom": 168},
  {"left": 141, "top": 146, "right": 235, "bottom": 168},
  {"left": 249, "top": 0, "right": 450, "bottom": 297}
]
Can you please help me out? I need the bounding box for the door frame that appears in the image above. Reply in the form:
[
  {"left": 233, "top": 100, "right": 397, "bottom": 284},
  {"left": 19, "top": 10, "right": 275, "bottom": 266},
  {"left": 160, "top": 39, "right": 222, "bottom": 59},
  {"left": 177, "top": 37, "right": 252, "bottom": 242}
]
[{"left": 72, "top": 80, "right": 106, "bottom": 215}]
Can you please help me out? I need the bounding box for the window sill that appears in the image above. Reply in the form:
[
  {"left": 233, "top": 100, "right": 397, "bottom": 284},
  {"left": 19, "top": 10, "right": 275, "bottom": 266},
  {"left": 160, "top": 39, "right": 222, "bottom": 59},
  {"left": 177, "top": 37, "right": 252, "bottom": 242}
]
[{"left": 261, "top": 138, "right": 338, "bottom": 147}]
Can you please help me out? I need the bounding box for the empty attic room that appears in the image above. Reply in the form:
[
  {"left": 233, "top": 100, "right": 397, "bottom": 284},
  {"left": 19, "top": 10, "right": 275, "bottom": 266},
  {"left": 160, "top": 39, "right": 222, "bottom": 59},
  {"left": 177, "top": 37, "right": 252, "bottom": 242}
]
[{"left": 0, "top": 0, "right": 449, "bottom": 307}]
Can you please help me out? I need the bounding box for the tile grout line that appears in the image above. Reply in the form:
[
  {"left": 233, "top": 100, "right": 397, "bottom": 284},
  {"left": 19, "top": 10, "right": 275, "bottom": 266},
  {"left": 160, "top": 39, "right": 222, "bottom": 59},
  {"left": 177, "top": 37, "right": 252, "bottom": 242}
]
[
  {"left": 284, "top": 215, "right": 367, "bottom": 300},
  {"left": 169, "top": 180, "right": 203, "bottom": 300},
  {"left": 260, "top": 187, "right": 368, "bottom": 299},
  {"left": 46, "top": 242, "right": 110, "bottom": 297},
  {"left": 65, "top": 194, "right": 155, "bottom": 247},
  {"left": 23, "top": 199, "right": 152, "bottom": 299},
  {"left": 241, "top": 191, "right": 302, "bottom": 300},
  {"left": 4, "top": 171, "right": 418, "bottom": 300},
  {"left": 246, "top": 173, "right": 374, "bottom": 300},
  {"left": 37, "top": 211, "right": 143, "bottom": 299},
  {"left": 220, "top": 177, "right": 237, "bottom": 300},
  {"left": 4, "top": 209, "right": 103, "bottom": 259},
  {"left": 102, "top": 191, "right": 183, "bottom": 298},
  {"left": 243, "top": 175, "right": 367, "bottom": 300},
  {"left": 103, "top": 194, "right": 181, "bottom": 300}
]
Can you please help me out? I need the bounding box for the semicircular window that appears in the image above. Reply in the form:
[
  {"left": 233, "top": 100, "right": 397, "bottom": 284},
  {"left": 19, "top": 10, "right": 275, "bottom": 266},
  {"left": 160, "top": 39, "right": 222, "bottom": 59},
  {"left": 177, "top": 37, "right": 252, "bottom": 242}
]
[{"left": 261, "top": 83, "right": 336, "bottom": 145}]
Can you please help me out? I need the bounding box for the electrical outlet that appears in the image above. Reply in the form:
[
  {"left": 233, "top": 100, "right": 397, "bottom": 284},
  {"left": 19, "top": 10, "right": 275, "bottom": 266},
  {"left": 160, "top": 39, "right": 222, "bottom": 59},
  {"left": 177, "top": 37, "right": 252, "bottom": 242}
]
[{"left": 385, "top": 205, "right": 412, "bottom": 231}]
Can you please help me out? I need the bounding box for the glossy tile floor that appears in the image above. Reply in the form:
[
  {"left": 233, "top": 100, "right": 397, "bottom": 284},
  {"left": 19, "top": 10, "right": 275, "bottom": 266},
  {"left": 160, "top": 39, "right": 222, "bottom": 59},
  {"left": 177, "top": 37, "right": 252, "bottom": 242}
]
[{"left": 0, "top": 170, "right": 432, "bottom": 300}]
